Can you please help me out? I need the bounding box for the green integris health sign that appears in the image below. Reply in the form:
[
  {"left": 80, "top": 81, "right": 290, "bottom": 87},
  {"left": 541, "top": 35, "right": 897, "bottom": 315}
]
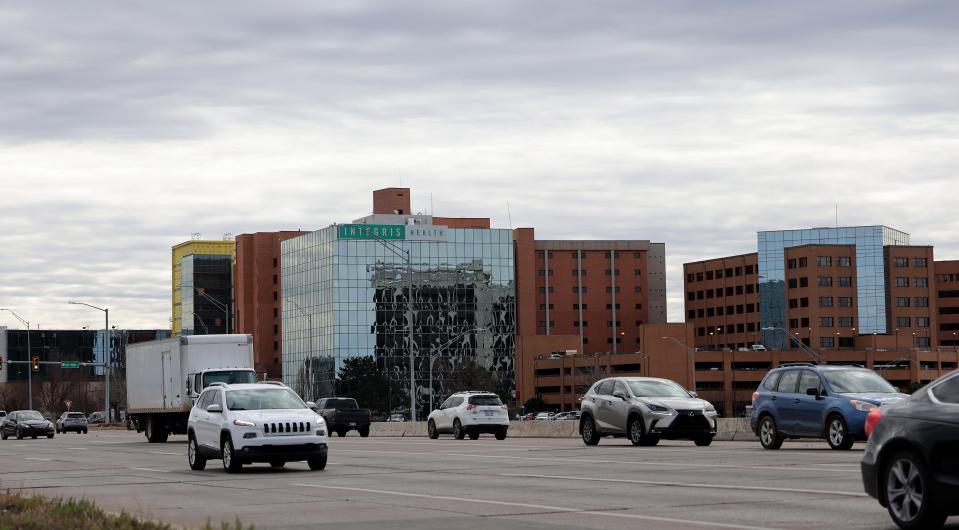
[{"left": 338, "top": 224, "right": 405, "bottom": 240}]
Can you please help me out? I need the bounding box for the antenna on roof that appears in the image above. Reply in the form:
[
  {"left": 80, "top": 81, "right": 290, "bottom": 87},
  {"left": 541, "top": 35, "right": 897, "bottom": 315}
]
[
  {"left": 191, "top": 232, "right": 201, "bottom": 240},
  {"left": 835, "top": 204, "right": 838, "bottom": 228},
  {"left": 507, "top": 201, "right": 513, "bottom": 230}
]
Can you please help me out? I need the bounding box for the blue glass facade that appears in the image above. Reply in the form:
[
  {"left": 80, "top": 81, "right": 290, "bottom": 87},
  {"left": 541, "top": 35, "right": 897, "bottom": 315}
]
[
  {"left": 281, "top": 224, "right": 516, "bottom": 416},
  {"left": 758, "top": 226, "right": 909, "bottom": 348}
]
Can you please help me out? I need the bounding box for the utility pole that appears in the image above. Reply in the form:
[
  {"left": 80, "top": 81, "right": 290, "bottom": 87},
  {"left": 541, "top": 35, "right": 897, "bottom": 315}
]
[
  {"left": 69, "top": 301, "right": 110, "bottom": 422},
  {"left": 1, "top": 309, "right": 32, "bottom": 410}
]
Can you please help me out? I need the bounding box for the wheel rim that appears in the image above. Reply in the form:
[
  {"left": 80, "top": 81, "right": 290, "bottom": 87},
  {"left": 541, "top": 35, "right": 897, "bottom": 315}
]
[
  {"left": 829, "top": 419, "right": 844, "bottom": 446},
  {"left": 454, "top": 422, "right": 461, "bottom": 437},
  {"left": 428, "top": 422, "right": 435, "bottom": 437},
  {"left": 630, "top": 420, "right": 642, "bottom": 443},
  {"left": 887, "top": 458, "right": 923, "bottom": 522},
  {"left": 223, "top": 442, "right": 232, "bottom": 468},
  {"left": 583, "top": 419, "right": 593, "bottom": 440},
  {"left": 761, "top": 419, "right": 774, "bottom": 446},
  {"left": 188, "top": 440, "right": 196, "bottom": 465}
]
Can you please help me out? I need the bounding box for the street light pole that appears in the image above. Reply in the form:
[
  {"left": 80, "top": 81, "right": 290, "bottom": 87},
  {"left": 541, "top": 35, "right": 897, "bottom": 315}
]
[
  {"left": 429, "top": 327, "right": 486, "bottom": 412},
  {"left": 660, "top": 336, "right": 696, "bottom": 392},
  {"left": 1, "top": 309, "right": 31, "bottom": 410},
  {"left": 69, "top": 301, "right": 109, "bottom": 422}
]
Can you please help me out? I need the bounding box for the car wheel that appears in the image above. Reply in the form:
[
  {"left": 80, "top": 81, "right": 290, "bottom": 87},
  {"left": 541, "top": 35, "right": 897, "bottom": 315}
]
[
  {"left": 640, "top": 435, "right": 660, "bottom": 447},
  {"left": 580, "top": 414, "right": 600, "bottom": 446},
  {"left": 495, "top": 428, "right": 507, "bottom": 441},
  {"left": 758, "top": 415, "right": 784, "bottom": 450},
  {"left": 694, "top": 435, "right": 713, "bottom": 447},
  {"left": 468, "top": 431, "right": 480, "bottom": 440},
  {"left": 337, "top": 429, "right": 347, "bottom": 438},
  {"left": 16, "top": 428, "right": 23, "bottom": 440},
  {"left": 188, "top": 435, "right": 207, "bottom": 471},
  {"left": 308, "top": 455, "right": 327, "bottom": 471},
  {"left": 31, "top": 435, "right": 37, "bottom": 439},
  {"left": 628, "top": 415, "right": 646, "bottom": 446},
  {"left": 358, "top": 426, "right": 370, "bottom": 438},
  {"left": 82, "top": 428, "right": 88, "bottom": 434},
  {"left": 826, "top": 415, "right": 853, "bottom": 450},
  {"left": 884, "top": 451, "right": 946, "bottom": 530},
  {"left": 1, "top": 429, "right": 6, "bottom": 440},
  {"left": 427, "top": 420, "right": 439, "bottom": 439},
  {"left": 47, "top": 433, "right": 54, "bottom": 439},
  {"left": 270, "top": 460, "right": 286, "bottom": 468},
  {"left": 453, "top": 420, "right": 466, "bottom": 440},
  {"left": 221, "top": 436, "right": 243, "bottom": 474}
]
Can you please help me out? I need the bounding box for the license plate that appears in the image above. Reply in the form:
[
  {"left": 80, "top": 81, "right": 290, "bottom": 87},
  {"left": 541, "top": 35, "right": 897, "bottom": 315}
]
[{"left": 485, "top": 411, "right": 495, "bottom": 416}]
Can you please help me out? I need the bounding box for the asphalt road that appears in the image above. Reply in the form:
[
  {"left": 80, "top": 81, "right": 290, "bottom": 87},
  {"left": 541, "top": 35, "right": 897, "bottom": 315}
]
[{"left": 1, "top": 430, "right": 954, "bottom": 530}]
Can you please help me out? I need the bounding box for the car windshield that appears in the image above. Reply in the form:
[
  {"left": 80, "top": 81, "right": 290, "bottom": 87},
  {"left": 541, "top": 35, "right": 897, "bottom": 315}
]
[
  {"left": 203, "top": 370, "right": 257, "bottom": 387},
  {"left": 627, "top": 380, "right": 691, "bottom": 398},
  {"left": 823, "top": 370, "right": 897, "bottom": 394},
  {"left": 226, "top": 389, "right": 306, "bottom": 411},
  {"left": 67, "top": 413, "right": 85, "bottom": 418},
  {"left": 19, "top": 411, "right": 44, "bottom": 420},
  {"left": 323, "top": 399, "right": 357, "bottom": 409},
  {"left": 468, "top": 395, "right": 502, "bottom": 406}
]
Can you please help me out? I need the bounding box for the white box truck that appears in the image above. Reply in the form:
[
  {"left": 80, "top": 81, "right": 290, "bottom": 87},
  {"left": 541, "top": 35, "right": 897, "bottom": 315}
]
[{"left": 127, "top": 334, "right": 257, "bottom": 443}]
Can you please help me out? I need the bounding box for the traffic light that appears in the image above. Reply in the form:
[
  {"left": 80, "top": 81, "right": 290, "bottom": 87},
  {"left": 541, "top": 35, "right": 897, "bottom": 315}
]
[{"left": 32, "top": 356, "right": 40, "bottom": 372}]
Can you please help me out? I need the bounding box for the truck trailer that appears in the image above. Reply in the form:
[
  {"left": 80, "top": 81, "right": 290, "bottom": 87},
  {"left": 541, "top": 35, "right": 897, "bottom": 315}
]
[{"left": 126, "top": 334, "right": 257, "bottom": 443}]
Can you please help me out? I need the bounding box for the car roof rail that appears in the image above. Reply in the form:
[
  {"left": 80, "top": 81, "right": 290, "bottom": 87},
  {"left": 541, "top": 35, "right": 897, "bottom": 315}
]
[
  {"left": 207, "top": 382, "right": 228, "bottom": 387},
  {"left": 778, "top": 362, "right": 816, "bottom": 367},
  {"left": 257, "top": 380, "right": 286, "bottom": 386}
]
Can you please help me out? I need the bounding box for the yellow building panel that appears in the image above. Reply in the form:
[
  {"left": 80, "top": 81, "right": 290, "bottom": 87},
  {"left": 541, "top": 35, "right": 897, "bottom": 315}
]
[{"left": 171, "top": 240, "right": 236, "bottom": 336}]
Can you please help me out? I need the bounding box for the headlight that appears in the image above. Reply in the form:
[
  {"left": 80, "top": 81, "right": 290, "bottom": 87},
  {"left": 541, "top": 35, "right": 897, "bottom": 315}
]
[
  {"left": 704, "top": 404, "right": 718, "bottom": 415},
  {"left": 644, "top": 403, "right": 670, "bottom": 414},
  {"left": 315, "top": 415, "right": 326, "bottom": 425},
  {"left": 233, "top": 419, "right": 256, "bottom": 427},
  {"left": 850, "top": 400, "right": 878, "bottom": 413}
]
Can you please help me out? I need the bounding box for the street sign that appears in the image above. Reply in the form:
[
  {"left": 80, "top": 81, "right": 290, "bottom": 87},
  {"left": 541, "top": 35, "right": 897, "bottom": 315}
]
[{"left": 61, "top": 361, "right": 81, "bottom": 369}]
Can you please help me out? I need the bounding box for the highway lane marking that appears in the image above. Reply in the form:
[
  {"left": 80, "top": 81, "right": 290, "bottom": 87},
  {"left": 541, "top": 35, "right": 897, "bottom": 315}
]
[
  {"left": 25, "top": 457, "right": 52, "bottom": 461},
  {"left": 66, "top": 447, "right": 89, "bottom": 451},
  {"left": 499, "top": 473, "right": 869, "bottom": 498},
  {"left": 291, "top": 483, "right": 791, "bottom": 530},
  {"left": 447, "top": 453, "right": 855, "bottom": 473},
  {"left": 130, "top": 467, "right": 170, "bottom": 473},
  {"left": 149, "top": 451, "right": 181, "bottom": 456},
  {"left": 335, "top": 449, "right": 435, "bottom": 456}
]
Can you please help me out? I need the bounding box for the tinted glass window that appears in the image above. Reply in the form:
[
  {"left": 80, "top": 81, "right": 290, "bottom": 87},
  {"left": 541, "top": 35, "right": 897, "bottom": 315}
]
[
  {"left": 595, "top": 380, "right": 614, "bottom": 395},
  {"left": 762, "top": 372, "right": 782, "bottom": 391},
  {"left": 776, "top": 370, "right": 800, "bottom": 393},
  {"left": 451, "top": 397, "right": 464, "bottom": 408},
  {"left": 226, "top": 389, "right": 306, "bottom": 411},
  {"left": 67, "top": 413, "right": 85, "bottom": 419},
  {"left": 931, "top": 375, "right": 959, "bottom": 404},
  {"left": 440, "top": 398, "right": 454, "bottom": 409},
  {"left": 613, "top": 381, "right": 629, "bottom": 396},
  {"left": 627, "top": 379, "right": 690, "bottom": 398},
  {"left": 323, "top": 398, "right": 358, "bottom": 409},
  {"left": 203, "top": 370, "right": 257, "bottom": 387},
  {"left": 197, "top": 391, "right": 213, "bottom": 409},
  {"left": 799, "top": 370, "right": 822, "bottom": 394},
  {"left": 468, "top": 395, "right": 503, "bottom": 406},
  {"left": 822, "top": 370, "right": 896, "bottom": 394}
]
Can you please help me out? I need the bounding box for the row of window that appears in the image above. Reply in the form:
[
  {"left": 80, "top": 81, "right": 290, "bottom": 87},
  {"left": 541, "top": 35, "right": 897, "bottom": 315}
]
[
  {"left": 895, "top": 257, "right": 928, "bottom": 268},
  {"left": 536, "top": 251, "right": 643, "bottom": 260},
  {"left": 540, "top": 320, "right": 646, "bottom": 328},
  {"left": 786, "top": 276, "right": 855, "bottom": 288},
  {"left": 688, "top": 303, "right": 757, "bottom": 319},
  {"left": 895, "top": 317, "right": 931, "bottom": 328},
  {"left": 686, "top": 264, "right": 756, "bottom": 283},
  {"left": 788, "top": 296, "right": 854, "bottom": 308},
  {"left": 537, "top": 286, "right": 637, "bottom": 294},
  {"left": 893, "top": 277, "right": 930, "bottom": 288},
  {"left": 895, "top": 296, "right": 929, "bottom": 307},
  {"left": 539, "top": 268, "right": 644, "bottom": 277},
  {"left": 937, "top": 274, "right": 959, "bottom": 283},
  {"left": 687, "top": 284, "right": 757, "bottom": 301},
  {"left": 696, "top": 323, "right": 760, "bottom": 336},
  {"left": 787, "top": 256, "right": 853, "bottom": 269},
  {"left": 540, "top": 303, "right": 639, "bottom": 311}
]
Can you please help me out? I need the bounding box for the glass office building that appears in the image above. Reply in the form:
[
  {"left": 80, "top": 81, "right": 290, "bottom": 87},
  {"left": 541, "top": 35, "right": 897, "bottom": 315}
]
[
  {"left": 758, "top": 226, "right": 909, "bottom": 348},
  {"left": 179, "top": 254, "right": 233, "bottom": 335},
  {"left": 281, "top": 220, "right": 516, "bottom": 416}
]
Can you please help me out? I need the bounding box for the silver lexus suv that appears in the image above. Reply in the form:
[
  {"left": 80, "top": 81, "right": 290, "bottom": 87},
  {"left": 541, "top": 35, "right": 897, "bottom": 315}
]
[{"left": 580, "top": 377, "right": 718, "bottom": 447}]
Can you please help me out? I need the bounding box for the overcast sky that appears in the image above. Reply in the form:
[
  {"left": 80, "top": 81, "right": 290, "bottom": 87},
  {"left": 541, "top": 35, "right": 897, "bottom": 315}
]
[{"left": 1, "top": 1, "right": 957, "bottom": 331}]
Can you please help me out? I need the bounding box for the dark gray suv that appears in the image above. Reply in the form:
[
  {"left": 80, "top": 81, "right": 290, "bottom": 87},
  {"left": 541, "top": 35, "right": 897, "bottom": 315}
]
[{"left": 580, "top": 377, "right": 718, "bottom": 447}]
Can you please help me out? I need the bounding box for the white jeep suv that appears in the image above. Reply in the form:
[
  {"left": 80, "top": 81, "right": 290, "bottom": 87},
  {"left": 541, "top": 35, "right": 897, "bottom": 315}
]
[
  {"left": 187, "top": 382, "right": 329, "bottom": 473},
  {"left": 427, "top": 391, "right": 509, "bottom": 440}
]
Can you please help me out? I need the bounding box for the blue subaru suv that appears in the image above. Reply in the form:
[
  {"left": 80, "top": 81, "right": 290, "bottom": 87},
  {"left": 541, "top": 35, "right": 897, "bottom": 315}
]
[{"left": 750, "top": 363, "right": 908, "bottom": 450}]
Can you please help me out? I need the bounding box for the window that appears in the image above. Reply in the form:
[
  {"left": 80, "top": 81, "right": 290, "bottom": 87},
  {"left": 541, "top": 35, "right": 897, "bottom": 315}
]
[
  {"left": 838, "top": 276, "right": 853, "bottom": 287},
  {"left": 799, "top": 257, "right": 808, "bottom": 267},
  {"left": 538, "top": 286, "right": 554, "bottom": 293},
  {"left": 574, "top": 321, "right": 588, "bottom": 327},
  {"left": 636, "top": 320, "right": 644, "bottom": 326},
  {"left": 572, "top": 286, "right": 586, "bottom": 294},
  {"left": 569, "top": 251, "right": 578, "bottom": 259},
  {"left": 634, "top": 269, "right": 642, "bottom": 276},
  {"left": 707, "top": 308, "right": 715, "bottom": 317},
  {"left": 800, "top": 297, "right": 809, "bottom": 307},
  {"left": 635, "top": 304, "right": 643, "bottom": 310},
  {"left": 895, "top": 277, "right": 909, "bottom": 287},
  {"left": 913, "top": 258, "right": 928, "bottom": 268},
  {"left": 573, "top": 303, "right": 587, "bottom": 310},
  {"left": 605, "top": 287, "right": 621, "bottom": 293},
  {"left": 789, "top": 318, "right": 799, "bottom": 328},
  {"left": 736, "top": 304, "right": 744, "bottom": 314},
  {"left": 687, "top": 273, "right": 695, "bottom": 283},
  {"left": 634, "top": 252, "right": 643, "bottom": 259},
  {"left": 838, "top": 317, "right": 853, "bottom": 327},
  {"left": 896, "top": 317, "right": 911, "bottom": 327},
  {"left": 788, "top": 278, "right": 798, "bottom": 289},
  {"left": 762, "top": 371, "right": 782, "bottom": 391},
  {"left": 931, "top": 375, "right": 959, "bottom": 404},
  {"left": 915, "top": 277, "right": 928, "bottom": 288},
  {"left": 634, "top": 286, "right": 643, "bottom": 293},
  {"left": 896, "top": 297, "right": 910, "bottom": 307},
  {"left": 799, "top": 370, "right": 822, "bottom": 394},
  {"left": 706, "top": 271, "right": 714, "bottom": 280},
  {"left": 895, "top": 257, "right": 908, "bottom": 267},
  {"left": 789, "top": 298, "right": 798, "bottom": 309},
  {"left": 800, "top": 277, "right": 809, "bottom": 288},
  {"left": 736, "top": 285, "right": 744, "bottom": 295},
  {"left": 697, "top": 291, "right": 704, "bottom": 300},
  {"left": 572, "top": 269, "right": 585, "bottom": 276},
  {"left": 725, "top": 268, "right": 733, "bottom": 277},
  {"left": 838, "top": 297, "right": 853, "bottom": 307},
  {"left": 747, "top": 322, "right": 756, "bottom": 332},
  {"left": 820, "top": 317, "right": 834, "bottom": 327},
  {"left": 706, "top": 289, "right": 714, "bottom": 299},
  {"left": 819, "top": 297, "right": 833, "bottom": 307},
  {"left": 820, "top": 336, "right": 835, "bottom": 348},
  {"left": 606, "top": 321, "right": 621, "bottom": 327},
  {"left": 716, "top": 269, "right": 724, "bottom": 279},
  {"left": 735, "top": 267, "right": 743, "bottom": 276},
  {"left": 837, "top": 256, "right": 851, "bottom": 267},
  {"left": 746, "top": 303, "right": 755, "bottom": 313},
  {"left": 776, "top": 370, "right": 800, "bottom": 393},
  {"left": 916, "top": 296, "right": 929, "bottom": 307},
  {"left": 604, "top": 269, "right": 619, "bottom": 276},
  {"left": 916, "top": 337, "right": 931, "bottom": 348},
  {"left": 538, "top": 303, "right": 554, "bottom": 310},
  {"left": 688, "top": 309, "right": 696, "bottom": 319},
  {"left": 696, "top": 308, "right": 703, "bottom": 317},
  {"left": 916, "top": 317, "right": 929, "bottom": 328},
  {"left": 604, "top": 251, "right": 617, "bottom": 259},
  {"left": 745, "top": 265, "right": 754, "bottom": 274},
  {"left": 817, "top": 256, "right": 832, "bottom": 267},
  {"left": 746, "top": 284, "right": 755, "bottom": 294},
  {"left": 538, "top": 269, "right": 553, "bottom": 277},
  {"left": 801, "top": 317, "right": 809, "bottom": 327},
  {"left": 818, "top": 276, "right": 833, "bottom": 287},
  {"left": 717, "top": 306, "right": 724, "bottom": 316},
  {"left": 696, "top": 272, "right": 704, "bottom": 281},
  {"left": 787, "top": 259, "right": 797, "bottom": 269},
  {"left": 726, "top": 287, "right": 734, "bottom": 297},
  {"left": 605, "top": 303, "right": 621, "bottom": 310}
]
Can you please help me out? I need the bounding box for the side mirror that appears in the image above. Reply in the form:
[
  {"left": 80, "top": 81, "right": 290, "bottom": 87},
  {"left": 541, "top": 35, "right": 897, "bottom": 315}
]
[
  {"left": 805, "top": 387, "right": 821, "bottom": 399},
  {"left": 688, "top": 391, "right": 699, "bottom": 398},
  {"left": 206, "top": 403, "right": 223, "bottom": 413},
  {"left": 613, "top": 390, "right": 628, "bottom": 400},
  {"left": 306, "top": 401, "right": 316, "bottom": 410}
]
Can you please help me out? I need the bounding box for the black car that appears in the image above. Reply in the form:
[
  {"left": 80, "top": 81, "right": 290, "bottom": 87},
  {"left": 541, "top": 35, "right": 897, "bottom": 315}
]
[
  {"left": 1, "top": 410, "right": 55, "bottom": 440},
  {"left": 861, "top": 370, "right": 959, "bottom": 530}
]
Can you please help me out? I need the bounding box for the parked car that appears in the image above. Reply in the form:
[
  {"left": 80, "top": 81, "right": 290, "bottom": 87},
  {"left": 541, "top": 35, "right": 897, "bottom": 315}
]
[
  {"left": 751, "top": 364, "right": 909, "bottom": 450},
  {"left": 534, "top": 412, "right": 553, "bottom": 421},
  {"left": 387, "top": 413, "right": 406, "bottom": 422},
  {"left": 522, "top": 413, "right": 536, "bottom": 421},
  {"left": 1, "top": 410, "right": 55, "bottom": 439},
  {"left": 861, "top": 370, "right": 959, "bottom": 530},
  {"left": 427, "top": 391, "right": 509, "bottom": 440},
  {"left": 186, "top": 381, "right": 328, "bottom": 473},
  {"left": 88, "top": 411, "right": 107, "bottom": 424},
  {"left": 56, "top": 412, "right": 88, "bottom": 434},
  {"left": 552, "top": 412, "right": 572, "bottom": 421},
  {"left": 751, "top": 344, "right": 767, "bottom": 351},
  {"left": 580, "top": 377, "right": 717, "bottom": 446},
  {"left": 312, "top": 397, "right": 371, "bottom": 437}
]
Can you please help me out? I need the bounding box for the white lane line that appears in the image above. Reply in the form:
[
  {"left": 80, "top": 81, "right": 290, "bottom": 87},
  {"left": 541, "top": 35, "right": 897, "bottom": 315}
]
[
  {"left": 11, "top": 444, "right": 30, "bottom": 447},
  {"left": 292, "top": 483, "right": 790, "bottom": 530},
  {"left": 446, "top": 453, "right": 854, "bottom": 473},
  {"left": 335, "top": 449, "right": 434, "bottom": 456},
  {"left": 26, "top": 457, "right": 52, "bottom": 461},
  {"left": 149, "top": 452, "right": 181, "bottom": 456},
  {"left": 66, "top": 447, "right": 89, "bottom": 451},
  {"left": 499, "top": 473, "right": 868, "bottom": 498},
  {"left": 130, "top": 467, "right": 170, "bottom": 473}
]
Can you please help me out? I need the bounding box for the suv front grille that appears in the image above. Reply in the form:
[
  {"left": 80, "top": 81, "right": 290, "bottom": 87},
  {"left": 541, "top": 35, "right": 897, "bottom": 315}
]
[{"left": 264, "top": 421, "right": 311, "bottom": 436}]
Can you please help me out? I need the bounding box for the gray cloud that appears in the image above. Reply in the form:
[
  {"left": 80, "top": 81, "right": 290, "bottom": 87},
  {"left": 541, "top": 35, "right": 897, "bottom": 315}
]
[{"left": 0, "top": 1, "right": 957, "bottom": 330}]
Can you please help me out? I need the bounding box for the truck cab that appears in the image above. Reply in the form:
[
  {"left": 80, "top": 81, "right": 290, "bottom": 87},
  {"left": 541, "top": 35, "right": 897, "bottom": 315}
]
[{"left": 186, "top": 369, "right": 259, "bottom": 402}]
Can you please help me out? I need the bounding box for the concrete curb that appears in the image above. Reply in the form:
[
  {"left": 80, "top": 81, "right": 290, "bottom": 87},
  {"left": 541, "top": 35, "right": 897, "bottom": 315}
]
[{"left": 358, "top": 418, "right": 758, "bottom": 440}]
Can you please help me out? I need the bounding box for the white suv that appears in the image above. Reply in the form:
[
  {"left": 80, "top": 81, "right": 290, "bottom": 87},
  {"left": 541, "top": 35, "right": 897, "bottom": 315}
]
[
  {"left": 427, "top": 391, "right": 509, "bottom": 440},
  {"left": 187, "top": 382, "right": 329, "bottom": 473}
]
